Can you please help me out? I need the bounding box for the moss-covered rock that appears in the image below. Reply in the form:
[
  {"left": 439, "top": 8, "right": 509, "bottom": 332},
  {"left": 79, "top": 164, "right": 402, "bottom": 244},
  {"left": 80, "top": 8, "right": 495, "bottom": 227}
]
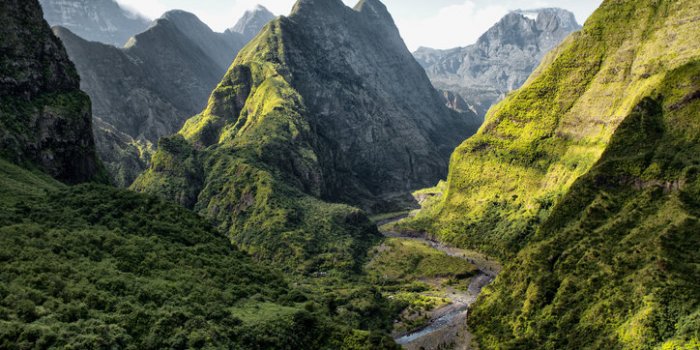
[
  {"left": 134, "top": 0, "right": 480, "bottom": 272},
  {"left": 396, "top": 0, "right": 700, "bottom": 348},
  {"left": 0, "top": 0, "right": 106, "bottom": 184}
]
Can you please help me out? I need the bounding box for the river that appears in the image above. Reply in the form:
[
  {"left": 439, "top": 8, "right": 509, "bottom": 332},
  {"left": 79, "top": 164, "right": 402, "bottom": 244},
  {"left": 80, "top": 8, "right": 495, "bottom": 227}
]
[{"left": 377, "top": 216, "right": 500, "bottom": 350}]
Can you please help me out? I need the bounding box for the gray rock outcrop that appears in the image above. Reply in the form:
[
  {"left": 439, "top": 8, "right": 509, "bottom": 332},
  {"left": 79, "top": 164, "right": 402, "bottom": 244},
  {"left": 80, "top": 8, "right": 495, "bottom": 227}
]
[
  {"left": 414, "top": 8, "right": 581, "bottom": 118},
  {"left": 228, "top": 5, "right": 276, "bottom": 42},
  {"left": 53, "top": 9, "right": 273, "bottom": 186},
  {"left": 0, "top": 0, "right": 105, "bottom": 184}
]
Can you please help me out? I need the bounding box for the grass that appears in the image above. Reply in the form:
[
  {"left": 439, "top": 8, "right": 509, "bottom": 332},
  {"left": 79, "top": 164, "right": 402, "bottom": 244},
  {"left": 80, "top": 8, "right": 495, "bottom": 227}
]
[
  {"left": 369, "top": 211, "right": 411, "bottom": 224},
  {"left": 365, "top": 237, "right": 478, "bottom": 335},
  {"left": 470, "top": 56, "right": 700, "bottom": 350},
  {"left": 367, "top": 238, "right": 478, "bottom": 281},
  {"left": 397, "top": 0, "right": 700, "bottom": 260},
  {"left": 393, "top": 1, "right": 700, "bottom": 348}
]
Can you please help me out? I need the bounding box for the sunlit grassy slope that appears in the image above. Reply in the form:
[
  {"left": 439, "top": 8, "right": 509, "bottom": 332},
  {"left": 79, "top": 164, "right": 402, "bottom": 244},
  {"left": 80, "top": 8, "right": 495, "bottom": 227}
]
[
  {"left": 472, "top": 59, "right": 700, "bottom": 350},
  {"left": 394, "top": 0, "right": 700, "bottom": 348},
  {"left": 399, "top": 0, "right": 700, "bottom": 259}
]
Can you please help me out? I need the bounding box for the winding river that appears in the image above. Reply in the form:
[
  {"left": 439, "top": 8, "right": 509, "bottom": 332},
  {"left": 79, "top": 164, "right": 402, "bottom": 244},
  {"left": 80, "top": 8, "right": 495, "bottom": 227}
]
[{"left": 377, "top": 216, "right": 500, "bottom": 350}]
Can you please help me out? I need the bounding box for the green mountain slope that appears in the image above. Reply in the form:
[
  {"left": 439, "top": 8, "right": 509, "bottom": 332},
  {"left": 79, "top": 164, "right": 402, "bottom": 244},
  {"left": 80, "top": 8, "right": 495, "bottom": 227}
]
[
  {"left": 0, "top": 161, "right": 326, "bottom": 349},
  {"left": 133, "top": 0, "right": 478, "bottom": 272},
  {"left": 472, "top": 59, "right": 700, "bottom": 350},
  {"left": 0, "top": 1, "right": 401, "bottom": 348},
  {"left": 394, "top": 0, "right": 700, "bottom": 348},
  {"left": 400, "top": 0, "right": 700, "bottom": 258}
]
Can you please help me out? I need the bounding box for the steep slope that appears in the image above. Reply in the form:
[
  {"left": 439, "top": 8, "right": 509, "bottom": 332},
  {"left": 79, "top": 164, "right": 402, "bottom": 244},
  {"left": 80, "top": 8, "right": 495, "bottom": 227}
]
[
  {"left": 0, "top": 0, "right": 105, "bottom": 184},
  {"left": 0, "top": 2, "right": 400, "bottom": 348},
  {"left": 472, "top": 59, "right": 700, "bottom": 350},
  {"left": 133, "top": 0, "right": 479, "bottom": 271},
  {"left": 54, "top": 10, "right": 272, "bottom": 186},
  {"left": 38, "top": 0, "right": 149, "bottom": 47},
  {"left": 229, "top": 5, "right": 277, "bottom": 42},
  {"left": 414, "top": 8, "right": 580, "bottom": 117},
  {"left": 401, "top": 0, "right": 700, "bottom": 258},
  {"left": 0, "top": 165, "right": 334, "bottom": 349}
]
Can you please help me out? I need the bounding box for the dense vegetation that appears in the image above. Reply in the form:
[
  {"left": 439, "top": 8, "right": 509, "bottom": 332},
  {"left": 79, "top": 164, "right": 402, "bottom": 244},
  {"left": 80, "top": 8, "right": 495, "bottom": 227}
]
[
  {"left": 472, "top": 61, "right": 700, "bottom": 350},
  {"left": 132, "top": 18, "right": 381, "bottom": 274},
  {"left": 0, "top": 159, "right": 401, "bottom": 349},
  {"left": 366, "top": 238, "right": 479, "bottom": 334},
  {"left": 398, "top": 0, "right": 700, "bottom": 259}
]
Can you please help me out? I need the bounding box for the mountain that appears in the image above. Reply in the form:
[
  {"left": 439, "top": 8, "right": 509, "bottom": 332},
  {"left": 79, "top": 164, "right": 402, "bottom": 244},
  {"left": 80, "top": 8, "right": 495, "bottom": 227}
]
[
  {"left": 0, "top": 1, "right": 401, "bottom": 348},
  {"left": 229, "top": 5, "right": 277, "bottom": 42},
  {"left": 54, "top": 9, "right": 273, "bottom": 186},
  {"left": 38, "top": 0, "right": 150, "bottom": 47},
  {"left": 0, "top": 0, "right": 105, "bottom": 184},
  {"left": 414, "top": 8, "right": 580, "bottom": 117},
  {"left": 133, "top": 0, "right": 480, "bottom": 271},
  {"left": 399, "top": 0, "right": 700, "bottom": 348}
]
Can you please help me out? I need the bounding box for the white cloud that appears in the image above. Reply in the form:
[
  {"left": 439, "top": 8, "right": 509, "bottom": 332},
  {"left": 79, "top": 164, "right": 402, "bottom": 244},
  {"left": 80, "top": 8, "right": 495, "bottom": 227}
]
[
  {"left": 116, "top": 0, "right": 168, "bottom": 20},
  {"left": 115, "top": 0, "right": 293, "bottom": 30},
  {"left": 395, "top": 1, "right": 509, "bottom": 50}
]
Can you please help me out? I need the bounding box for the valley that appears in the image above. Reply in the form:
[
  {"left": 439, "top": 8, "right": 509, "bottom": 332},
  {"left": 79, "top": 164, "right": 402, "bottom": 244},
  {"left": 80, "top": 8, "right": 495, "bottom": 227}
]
[
  {"left": 369, "top": 214, "right": 501, "bottom": 349},
  {"left": 0, "top": 0, "right": 698, "bottom": 349}
]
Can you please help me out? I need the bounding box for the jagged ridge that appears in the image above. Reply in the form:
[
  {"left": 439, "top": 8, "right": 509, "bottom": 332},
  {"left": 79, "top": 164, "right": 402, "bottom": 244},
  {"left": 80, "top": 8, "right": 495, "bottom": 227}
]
[
  {"left": 54, "top": 9, "right": 272, "bottom": 186},
  {"left": 133, "top": 0, "right": 479, "bottom": 271},
  {"left": 414, "top": 8, "right": 581, "bottom": 118}
]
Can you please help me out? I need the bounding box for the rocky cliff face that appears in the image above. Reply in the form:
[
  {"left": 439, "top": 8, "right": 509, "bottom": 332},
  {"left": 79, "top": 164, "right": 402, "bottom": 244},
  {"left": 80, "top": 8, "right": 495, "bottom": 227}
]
[
  {"left": 414, "top": 8, "right": 580, "bottom": 117},
  {"left": 0, "top": 0, "right": 105, "bottom": 184},
  {"left": 39, "top": 0, "right": 149, "bottom": 47},
  {"left": 133, "top": 0, "right": 479, "bottom": 270},
  {"left": 278, "top": 0, "right": 480, "bottom": 209},
  {"left": 54, "top": 9, "right": 272, "bottom": 186},
  {"left": 228, "top": 5, "right": 276, "bottom": 42}
]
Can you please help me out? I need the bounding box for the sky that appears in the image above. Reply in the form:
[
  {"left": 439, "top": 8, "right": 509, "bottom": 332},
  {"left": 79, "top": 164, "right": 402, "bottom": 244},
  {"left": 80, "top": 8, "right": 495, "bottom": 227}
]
[{"left": 115, "top": 0, "right": 603, "bottom": 50}]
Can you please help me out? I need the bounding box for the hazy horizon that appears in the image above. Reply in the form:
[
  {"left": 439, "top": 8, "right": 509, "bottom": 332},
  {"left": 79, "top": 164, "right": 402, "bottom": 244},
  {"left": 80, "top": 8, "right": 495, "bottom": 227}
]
[{"left": 115, "top": 0, "right": 603, "bottom": 51}]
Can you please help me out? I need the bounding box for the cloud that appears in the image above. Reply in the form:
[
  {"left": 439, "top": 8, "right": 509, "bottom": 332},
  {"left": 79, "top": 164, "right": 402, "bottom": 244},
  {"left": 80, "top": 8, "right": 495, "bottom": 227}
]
[
  {"left": 395, "top": 0, "right": 509, "bottom": 50},
  {"left": 116, "top": 0, "right": 168, "bottom": 20},
  {"left": 115, "top": 0, "right": 294, "bottom": 30}
]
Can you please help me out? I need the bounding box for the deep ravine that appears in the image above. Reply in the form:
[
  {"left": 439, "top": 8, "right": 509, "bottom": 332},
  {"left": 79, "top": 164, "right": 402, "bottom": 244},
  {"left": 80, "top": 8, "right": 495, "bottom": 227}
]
[{"left": 377, "top": 215, "right": 501, "bottom": 349}]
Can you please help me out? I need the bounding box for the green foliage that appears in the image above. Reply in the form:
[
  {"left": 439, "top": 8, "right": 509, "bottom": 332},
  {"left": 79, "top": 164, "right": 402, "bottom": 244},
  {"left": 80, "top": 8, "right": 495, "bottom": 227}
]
[
  {"left": 0, "top": 160, "right": 397, "bottom": 349},
  {"left": 365, "top": 238, "right": 478, "bottom": 334},
  {"left": 470, "top": 61, "right": 700, "bottom": 349},
  {"left": 134, "top": 18, "right": 380, "bottom": 275},
  {"left": 367, "top": 239, "right": 478, "bottom": 281},
  {"left": 399, "top": 0, "right": 700, "bottom": 259}
]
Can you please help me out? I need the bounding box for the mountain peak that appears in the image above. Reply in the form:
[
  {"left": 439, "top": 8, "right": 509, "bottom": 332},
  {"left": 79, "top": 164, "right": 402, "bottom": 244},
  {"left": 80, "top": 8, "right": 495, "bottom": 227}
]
[
  {"left": 230, "top": 4, "right": 276, "bottom": 41},
  {"left": 513, "top": 8, "right": 580, "bottom": 31},
  {"left": 290, "top": 0, "right": 347, "bottom": 17},
  {"left": 354, "top": 0, "right": 393, "bottom": 23},
  {"left": 158, "top": 9, "right": 215, "bottom": 37}
]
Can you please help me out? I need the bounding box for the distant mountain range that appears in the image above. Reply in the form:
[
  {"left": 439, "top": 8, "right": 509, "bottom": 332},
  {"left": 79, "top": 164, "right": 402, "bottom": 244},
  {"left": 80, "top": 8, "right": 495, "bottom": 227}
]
[
  {"left": 229, "top": 4, "right": 277, "bottom": 42},
  {"left": 414, "top": 8, "right": 581, "bottom": 118},
  {"left": 39, "top": 0, "right": 151, "bottom": 47},
  {"left": 47, "top": 4, "right": 276, "bottom": 186}
]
